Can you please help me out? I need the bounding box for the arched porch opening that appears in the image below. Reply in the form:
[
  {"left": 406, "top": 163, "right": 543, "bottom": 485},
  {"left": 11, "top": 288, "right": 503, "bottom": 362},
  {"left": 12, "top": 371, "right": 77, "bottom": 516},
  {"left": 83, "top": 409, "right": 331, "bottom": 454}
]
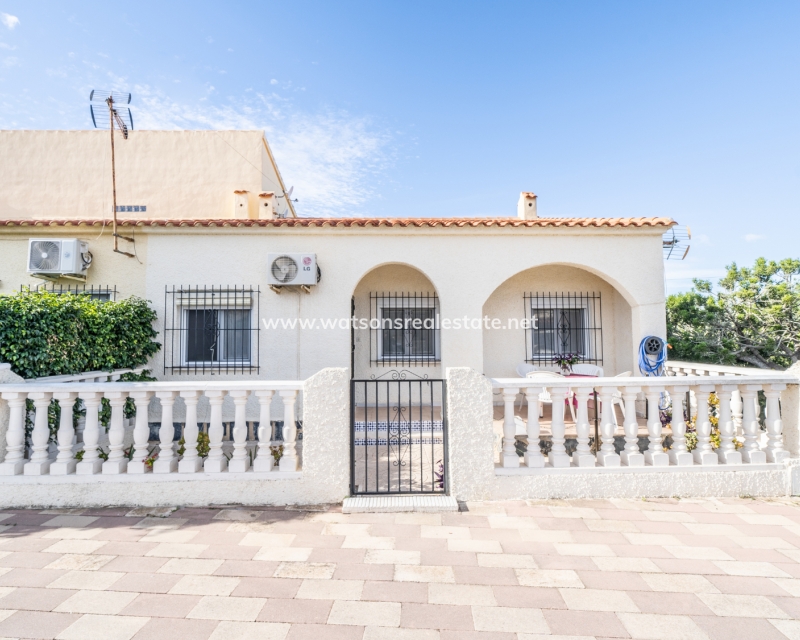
[{"left": 351, "top": 263, "right": 440, "bottom": 380}]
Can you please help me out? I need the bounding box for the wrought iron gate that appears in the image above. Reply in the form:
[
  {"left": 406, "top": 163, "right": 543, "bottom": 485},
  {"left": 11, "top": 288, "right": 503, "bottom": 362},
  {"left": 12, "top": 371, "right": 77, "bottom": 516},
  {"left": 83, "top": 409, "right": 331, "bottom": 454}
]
[{"left": 350, "top": 374, "right": 448, "bottom": 495}]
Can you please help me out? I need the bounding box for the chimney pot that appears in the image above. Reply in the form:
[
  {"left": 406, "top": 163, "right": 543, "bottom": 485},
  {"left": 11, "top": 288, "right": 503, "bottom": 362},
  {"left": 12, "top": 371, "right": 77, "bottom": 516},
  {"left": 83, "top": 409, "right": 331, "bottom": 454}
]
[{"left": 517, "top": 192, "right": 538, "bottom": 219}]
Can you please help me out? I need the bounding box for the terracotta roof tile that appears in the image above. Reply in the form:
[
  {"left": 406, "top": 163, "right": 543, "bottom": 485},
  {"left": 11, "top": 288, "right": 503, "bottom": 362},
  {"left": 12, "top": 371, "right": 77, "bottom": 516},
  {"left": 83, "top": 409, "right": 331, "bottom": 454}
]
[{"left": 0, "top": 217, "right": 675, "bottom": 229}]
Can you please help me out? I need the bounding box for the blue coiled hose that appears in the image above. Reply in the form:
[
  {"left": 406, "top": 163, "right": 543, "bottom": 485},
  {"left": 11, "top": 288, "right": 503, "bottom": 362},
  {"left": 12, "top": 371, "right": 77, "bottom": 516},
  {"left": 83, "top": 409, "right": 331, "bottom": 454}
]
[{"left": 639, "top": 336, "right": 667, "bottom": 377}]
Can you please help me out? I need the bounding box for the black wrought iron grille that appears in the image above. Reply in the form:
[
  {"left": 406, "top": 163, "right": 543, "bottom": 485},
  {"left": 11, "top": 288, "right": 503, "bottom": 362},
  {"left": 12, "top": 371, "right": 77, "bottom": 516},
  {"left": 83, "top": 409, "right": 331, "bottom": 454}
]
[
  {"left": 369, "top": 292, "right": 440, "bottom": 366},
  {"left": 164, "top": 285, "right": 260, "bottom": 374},
  {"left": 21, "top": 283, "right": 117, "bottom": 301},
  {"left": 524, "top": 292, "right": 603, "bottom": 365},
  {"left": 351, "top": 376, "right": 448, "bottom": 495}
]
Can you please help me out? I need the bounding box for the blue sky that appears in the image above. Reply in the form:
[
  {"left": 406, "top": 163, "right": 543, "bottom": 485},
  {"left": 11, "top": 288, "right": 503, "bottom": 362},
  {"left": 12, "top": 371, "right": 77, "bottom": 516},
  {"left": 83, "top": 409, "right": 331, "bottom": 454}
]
[{"left": 0, "top": 1, "right": 798, "bottom": 293}]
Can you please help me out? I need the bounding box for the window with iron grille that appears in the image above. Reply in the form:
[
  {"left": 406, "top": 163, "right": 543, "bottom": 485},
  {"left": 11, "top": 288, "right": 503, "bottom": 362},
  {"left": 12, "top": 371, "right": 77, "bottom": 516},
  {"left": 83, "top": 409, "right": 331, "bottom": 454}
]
[
  {"left": 524, "top": 292, "right": 603, "bottom": 365},
  {"left": 21, "top": 284, "right": 117, "bottom": 301},
  {"left": 164, "top": 285, "right": 260, "bottom": 374},
  {"left": 370, "top": 292, "right": 440, "bottom": 366}
]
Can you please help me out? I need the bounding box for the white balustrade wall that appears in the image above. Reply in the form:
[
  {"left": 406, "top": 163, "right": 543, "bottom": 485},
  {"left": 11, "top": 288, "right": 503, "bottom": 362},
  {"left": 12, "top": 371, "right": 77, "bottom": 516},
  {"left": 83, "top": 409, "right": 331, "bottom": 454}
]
[
  {"left": 492, "top": 374, "right": 798, "bottom": 471},
  {"left": 0, "top": 380, "right": 303, "bottom": 478}
]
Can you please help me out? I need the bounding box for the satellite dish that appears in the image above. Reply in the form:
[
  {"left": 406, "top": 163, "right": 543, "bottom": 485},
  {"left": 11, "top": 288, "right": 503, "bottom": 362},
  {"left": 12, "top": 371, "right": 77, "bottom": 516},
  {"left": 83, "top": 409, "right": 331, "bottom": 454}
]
[{"left": 285, "top": 186, "right": 294, "bottom": 198}]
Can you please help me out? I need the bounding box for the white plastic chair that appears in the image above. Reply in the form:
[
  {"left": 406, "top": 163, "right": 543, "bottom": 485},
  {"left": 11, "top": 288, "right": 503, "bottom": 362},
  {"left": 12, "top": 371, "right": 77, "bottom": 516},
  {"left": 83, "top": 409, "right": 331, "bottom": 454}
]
[
  {"left": 571, "top": 364, "right": 604, "bottom": 377},
  {"left": 525, "top": 371, "right": 575, "bottom": 422},
  {"left": 609, "top": 371, "right": 632, "bottom": 425},
  {"left": 516, "top": 363, "right": 538, "bottom": 378}
]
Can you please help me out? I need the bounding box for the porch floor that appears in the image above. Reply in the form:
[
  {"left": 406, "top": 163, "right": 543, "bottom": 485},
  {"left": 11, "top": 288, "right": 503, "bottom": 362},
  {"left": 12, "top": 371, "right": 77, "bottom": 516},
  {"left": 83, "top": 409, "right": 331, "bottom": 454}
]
[{"left": 0, "top": 498, "right": 799, "bottom": 638}]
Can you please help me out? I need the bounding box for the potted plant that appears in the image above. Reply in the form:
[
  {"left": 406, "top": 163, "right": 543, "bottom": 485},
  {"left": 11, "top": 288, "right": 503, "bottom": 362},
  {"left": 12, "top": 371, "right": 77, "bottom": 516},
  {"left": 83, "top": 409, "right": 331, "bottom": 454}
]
[{"left": 552, "top": 352, "right": 580, "bottom": 374}]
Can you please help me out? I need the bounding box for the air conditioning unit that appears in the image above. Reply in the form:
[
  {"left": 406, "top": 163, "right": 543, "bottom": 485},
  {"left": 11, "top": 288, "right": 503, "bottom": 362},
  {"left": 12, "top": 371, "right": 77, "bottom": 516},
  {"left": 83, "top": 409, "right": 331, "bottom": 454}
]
[
  {"left": 267, "top": 253, "right": 317, "bottom": 286},
  {"left": 27, "top": 239, "right": 91, "bottom": 276}
]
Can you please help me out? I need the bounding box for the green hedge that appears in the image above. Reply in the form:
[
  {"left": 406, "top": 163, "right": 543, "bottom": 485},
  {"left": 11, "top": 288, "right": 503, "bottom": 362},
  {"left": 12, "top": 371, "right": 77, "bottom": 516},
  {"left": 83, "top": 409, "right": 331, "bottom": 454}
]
[{"left": 0, "top": 290, "right": 161, "bottom": 379}]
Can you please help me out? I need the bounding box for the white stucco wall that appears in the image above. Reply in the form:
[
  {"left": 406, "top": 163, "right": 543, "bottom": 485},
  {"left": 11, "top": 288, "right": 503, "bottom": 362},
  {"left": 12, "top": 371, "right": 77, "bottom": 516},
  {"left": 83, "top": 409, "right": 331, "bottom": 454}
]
[
  {"left": 0, "top": 130, "right": 291, "bottom": 221},
  {"left": 0, "top": 223, "right": 668, "bottom": 381}
]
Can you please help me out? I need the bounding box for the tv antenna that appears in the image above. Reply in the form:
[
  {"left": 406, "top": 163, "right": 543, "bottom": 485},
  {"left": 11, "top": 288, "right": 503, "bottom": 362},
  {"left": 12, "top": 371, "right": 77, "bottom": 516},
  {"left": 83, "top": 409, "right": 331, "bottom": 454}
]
[
  {"left": 90, "top": 90, "right": 135, "bottom": 257},
  {"left": 662, "top": 225, "right": 691, "bottom": 260}
]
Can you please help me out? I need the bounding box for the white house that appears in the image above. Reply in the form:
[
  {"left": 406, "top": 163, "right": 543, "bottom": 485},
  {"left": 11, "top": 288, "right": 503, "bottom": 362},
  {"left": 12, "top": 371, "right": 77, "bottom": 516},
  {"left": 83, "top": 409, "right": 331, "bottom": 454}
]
[{"left": 0, "top": 130, "right": 797, "bottom": 509}]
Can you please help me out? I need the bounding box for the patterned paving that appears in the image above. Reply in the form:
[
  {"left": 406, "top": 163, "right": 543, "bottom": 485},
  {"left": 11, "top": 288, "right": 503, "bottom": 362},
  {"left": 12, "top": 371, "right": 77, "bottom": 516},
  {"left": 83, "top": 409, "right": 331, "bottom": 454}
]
[{"left": 0, "top": 497, "right": 800, "bottom": 639}]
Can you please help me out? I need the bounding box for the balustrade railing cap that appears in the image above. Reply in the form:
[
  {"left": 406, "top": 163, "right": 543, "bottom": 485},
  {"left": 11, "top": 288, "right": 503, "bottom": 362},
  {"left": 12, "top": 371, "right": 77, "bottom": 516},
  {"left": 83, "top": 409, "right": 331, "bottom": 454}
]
[
  {"left": 0, "top": 379, "right": 305, "bottom": 393},
  {"left": 491, "top": 373, "right": 799, "bottom": 387},
  {"left": 0, "top": 364, "right": 10, "bottom": 371}
]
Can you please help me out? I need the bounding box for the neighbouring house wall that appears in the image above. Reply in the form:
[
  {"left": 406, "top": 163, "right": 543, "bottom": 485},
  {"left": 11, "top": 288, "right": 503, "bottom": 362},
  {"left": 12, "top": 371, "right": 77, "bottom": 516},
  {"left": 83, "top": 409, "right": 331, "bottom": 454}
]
[
  {"left": 481, "top": 265, "right": 632, "bottom": 378},
  {"left": 0, "top": 130, "right": 289, "bottom": 221}
]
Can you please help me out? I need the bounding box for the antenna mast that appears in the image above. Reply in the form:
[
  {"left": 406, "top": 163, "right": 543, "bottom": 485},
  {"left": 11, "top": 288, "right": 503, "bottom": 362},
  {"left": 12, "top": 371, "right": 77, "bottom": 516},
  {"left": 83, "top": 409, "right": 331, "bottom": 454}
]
[{"left": 90, "top": 90, "right": 135, "bottom": 257}]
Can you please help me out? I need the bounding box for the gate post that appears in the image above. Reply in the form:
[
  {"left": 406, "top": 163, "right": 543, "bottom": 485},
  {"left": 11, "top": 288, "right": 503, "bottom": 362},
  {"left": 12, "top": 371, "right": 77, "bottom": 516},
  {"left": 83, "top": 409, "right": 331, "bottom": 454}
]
[
  {"left": 302, "top": 368, "right": 350, "bottom": 502},
  {"left": 445, "top": 367, "right": 495, "bottom": 502}
]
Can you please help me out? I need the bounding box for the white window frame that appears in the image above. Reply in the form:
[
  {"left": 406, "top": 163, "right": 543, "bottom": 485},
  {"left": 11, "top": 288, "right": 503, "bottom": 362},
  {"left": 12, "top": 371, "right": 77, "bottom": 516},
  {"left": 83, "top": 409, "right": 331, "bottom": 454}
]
[
  {"left": 181, "top": 307, "right": 253, "bottom": 367},
  {"left": 376, "top": 297, "right": 441, "bottom": 362}
]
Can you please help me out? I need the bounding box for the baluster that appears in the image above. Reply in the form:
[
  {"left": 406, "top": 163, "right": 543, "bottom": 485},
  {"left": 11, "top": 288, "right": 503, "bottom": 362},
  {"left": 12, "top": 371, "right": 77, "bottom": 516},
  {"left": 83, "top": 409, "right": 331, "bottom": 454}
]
[
  {"left": 740, "top": 385, "right": 766, "bottom": 464},
  {"left": 253, "top": 390, "right": 275, "bottom": 472},
  {"left": 228, "top": 390, "right": 251, "bottom": 472},
  {"left": 178, "top": 391, "right": 202, "bottom": 473},
  {"left": 596, "top": 386, "right": 620, "bottom": 467},
  {"left": 644, "top": 387, "right": 669, "bottom": 466},
  {"left": 549, "top": 386, "right": 570, "bottom": 467},
  {"left": 0, "top": 392, "right": 26, "bottom": 475},
  {"left": 76, "top": 392, "right": 103, "bottom": 474},
  {"left": 523, "top": 386, "right": 545, "bottom": 468},
  {"left": 717, "top": 385, "right": 742, "bottom": 464},
  {"left": 153, "top": 392, "right": 178, "bottom": 473},
  {"left": 204, "top": 391, "right": 227, "bottom": 472},
  {"left": 692, "top": 385, "right": 718, "bottom": 465},
  {"left": 23, "top": 392, "right": 52, "bottom": 475},
  {"left": 668, "top": 385, "right": 693, "bottom": 465},
  {"left": 501, "top": 388, "right": 520, "bottom": 468},
  {"left": 279, "top": 389, "right": 299, "bottom": 471},
  {"left": 51, "top": 392, "right": 78, "bottom": 475},
  {"left": 620, "top": 386, "right": 644, "bottom": 466},
  {"left": 128, "top": 391, "right": 154, "bottom": 474},
  {"left": 765, "top": 384, "right": 788, "bottom": 463},
  {"left": 102, "top": 392, "right": 128, "bottom": 474},
  {"left": 730, "top": 387, "right": 744, "bottom": 441},
  {"left": 572, "top": 387, "right": 595, "bottom": 467}
]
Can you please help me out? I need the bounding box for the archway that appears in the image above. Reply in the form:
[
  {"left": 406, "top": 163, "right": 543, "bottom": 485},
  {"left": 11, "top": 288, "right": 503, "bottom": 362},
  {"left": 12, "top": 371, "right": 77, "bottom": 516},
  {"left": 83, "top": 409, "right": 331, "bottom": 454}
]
[
  {"left": 481, "top": 264, "right": 634, "bottom": 379},
  {"left": 351, "top": 263, "right": 440, "bottom": 380}
]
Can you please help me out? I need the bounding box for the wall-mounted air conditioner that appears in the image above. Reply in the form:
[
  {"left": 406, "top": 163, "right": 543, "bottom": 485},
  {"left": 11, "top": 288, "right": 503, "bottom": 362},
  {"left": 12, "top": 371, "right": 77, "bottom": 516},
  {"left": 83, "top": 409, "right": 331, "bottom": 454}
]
[
  {"left": 267, "top": 253, "right": 317, "bottom": 286},
  {"left": 27, "top": 239, "right": 91, "bottom": 276}
]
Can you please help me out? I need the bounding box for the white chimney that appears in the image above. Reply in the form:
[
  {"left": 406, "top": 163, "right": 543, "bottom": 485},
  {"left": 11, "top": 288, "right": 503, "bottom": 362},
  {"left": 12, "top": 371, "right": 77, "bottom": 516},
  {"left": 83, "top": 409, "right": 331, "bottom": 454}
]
[
  {"left": 233, "top": 190, "right": 250, "bottom": 219},
  {"left": 517, "top": 192, "right": 538, "bottom": 219},
  {"left": 258, "top": 192, "right": 276, "bottom": 219}
]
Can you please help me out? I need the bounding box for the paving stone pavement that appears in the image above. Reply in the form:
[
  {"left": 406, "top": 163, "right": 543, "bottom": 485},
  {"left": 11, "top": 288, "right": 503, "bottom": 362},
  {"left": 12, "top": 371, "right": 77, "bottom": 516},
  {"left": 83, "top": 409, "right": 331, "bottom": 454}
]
[{"left": 0, "top": 498, "right": 800, "bottom": 639}]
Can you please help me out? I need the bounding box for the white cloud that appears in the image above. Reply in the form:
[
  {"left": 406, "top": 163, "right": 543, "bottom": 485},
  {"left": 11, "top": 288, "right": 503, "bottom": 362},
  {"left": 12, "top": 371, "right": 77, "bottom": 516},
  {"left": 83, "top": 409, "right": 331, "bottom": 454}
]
[
  {"left": 270, "top": 79, "right": 278, "bottom": 85},
  {"left": 0, "top": 42, "right": 15, "bottom": 50},
  {"left": 2, "top": 56, "right": 18, "bottom": 67},
  {"left": 1, "top": 13, "right": 19, "bottom": 30},
  {"left": 132, "top": 87, "right": 391, "bottom": 216},
  {"left": 744, "top": 233, "right": 765, "bottom": 242}
]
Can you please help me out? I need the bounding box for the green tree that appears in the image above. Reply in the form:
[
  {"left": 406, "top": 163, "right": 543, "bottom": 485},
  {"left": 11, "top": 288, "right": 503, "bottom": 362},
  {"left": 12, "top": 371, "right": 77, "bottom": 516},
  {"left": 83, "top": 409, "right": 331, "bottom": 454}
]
[{"left": 667, "top": 258, "right": 800, "bottom": 370}]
